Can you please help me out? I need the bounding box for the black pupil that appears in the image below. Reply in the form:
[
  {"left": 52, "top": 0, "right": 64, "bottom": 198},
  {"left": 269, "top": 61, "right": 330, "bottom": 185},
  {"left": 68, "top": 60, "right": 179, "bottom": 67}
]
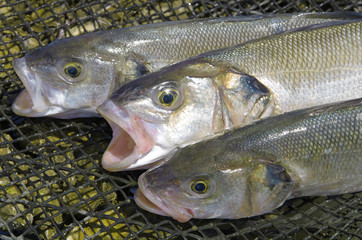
[
  {"left": 67, "top": 66, "right": 78, "bottom": 76},
  {"left": 194, "top": 182, "right": 206, "bottom": 192},
  {"left": 162, "top": 93, "right": 174, "bottom": 104}
]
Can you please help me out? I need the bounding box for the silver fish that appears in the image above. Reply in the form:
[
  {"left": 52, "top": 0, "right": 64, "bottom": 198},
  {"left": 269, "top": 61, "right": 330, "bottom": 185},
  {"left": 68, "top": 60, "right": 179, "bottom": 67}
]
[
  {"left": 97, "top": 19, "right": 362, "bottom": 171},
  {"left": 135, "top": 99, "right": 362, "bottom": 222},
  {"left": 11, "top": 12, "right": 362, "bottom": 118}
]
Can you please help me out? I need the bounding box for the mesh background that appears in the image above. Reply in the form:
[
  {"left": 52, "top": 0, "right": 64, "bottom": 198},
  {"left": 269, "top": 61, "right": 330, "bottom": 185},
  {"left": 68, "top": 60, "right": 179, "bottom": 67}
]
[{"left": 0, "top": 0, "right": 361, "bottom": 239}]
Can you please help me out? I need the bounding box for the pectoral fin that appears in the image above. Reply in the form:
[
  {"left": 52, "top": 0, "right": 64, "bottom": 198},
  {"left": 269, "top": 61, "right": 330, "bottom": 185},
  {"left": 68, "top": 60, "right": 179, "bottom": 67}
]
[{"left": 248, "top": 161, "right": 294, "bottom": 216}]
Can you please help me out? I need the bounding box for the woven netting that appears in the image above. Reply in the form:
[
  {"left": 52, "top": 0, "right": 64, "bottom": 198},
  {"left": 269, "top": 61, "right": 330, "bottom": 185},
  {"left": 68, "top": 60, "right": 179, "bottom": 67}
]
[{"left": 0, "top": 0, "right": 361, "bottom": 239}]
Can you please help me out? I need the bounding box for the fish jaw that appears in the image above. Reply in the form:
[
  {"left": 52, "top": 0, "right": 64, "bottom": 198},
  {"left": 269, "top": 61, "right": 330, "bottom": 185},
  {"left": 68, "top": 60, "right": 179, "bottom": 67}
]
[
  {"left": 97, "top": 99, "right": 162, "bottom": 171},
  {"left": 12, "top": 57, "right": 69, "bottom": 118},
  {"left": 12, "top": 57, "right": 51, "bottom": 115},
  {"left": 135, "top": 172, "right": 193, "bottom": 222}
]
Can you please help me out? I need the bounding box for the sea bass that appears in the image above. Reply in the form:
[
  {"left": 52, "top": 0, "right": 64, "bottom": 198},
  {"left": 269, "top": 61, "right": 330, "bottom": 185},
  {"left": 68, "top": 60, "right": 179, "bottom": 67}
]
[
  {"left": 12, "top": 12, "right": 362, "bottom": 119},
  {"left": 97, "top": 19, "right": 362, "bottom": 171},
  {"left": 135, "top": 99, "right": 362, "bottom": 222}
]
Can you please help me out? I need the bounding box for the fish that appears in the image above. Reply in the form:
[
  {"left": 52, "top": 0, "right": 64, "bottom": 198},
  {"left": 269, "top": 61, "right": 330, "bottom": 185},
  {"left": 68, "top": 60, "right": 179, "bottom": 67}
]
[
  {"left": 135, "top": 98, "right": 362, "bottom": 222},
  {"left": 97, "top": 19, "right": 362, "bottom": 171},
  {"left": 11, "top": 12, "right": 362, "bottom": 119}
]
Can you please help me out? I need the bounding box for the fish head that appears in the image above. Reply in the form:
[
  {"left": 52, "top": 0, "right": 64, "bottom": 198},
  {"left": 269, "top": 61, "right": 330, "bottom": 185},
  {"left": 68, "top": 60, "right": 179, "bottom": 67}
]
[
  {"left": 135, "top": 139, "right": 294, "bottom": 222},
  {"left": 97, "top": 58, "right": 274, "bottom": 171},
  {"left": 135, "top": 141, "right": 240, "bottom": 222},
  {"left": 12, "top": 36, "right": 119, "bottom": 118}
]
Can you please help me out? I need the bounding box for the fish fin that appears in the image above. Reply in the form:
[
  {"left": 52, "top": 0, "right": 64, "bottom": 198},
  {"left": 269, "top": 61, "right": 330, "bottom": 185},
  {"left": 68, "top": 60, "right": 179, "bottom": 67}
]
[
  {"left": 248, "top": 161, "right": 294, "bottom": 216},
  {"left": 244, "top": 94, "right": 275, "bottom": 123},
  {"left": 193, "top": 12, "right": 362, "bottom": 25},
  {"left": 274, "top": 18, "right": 361, "bottom": 37},
  {"left": 303, "top": 11, "right": 362, "bottom": 20}
]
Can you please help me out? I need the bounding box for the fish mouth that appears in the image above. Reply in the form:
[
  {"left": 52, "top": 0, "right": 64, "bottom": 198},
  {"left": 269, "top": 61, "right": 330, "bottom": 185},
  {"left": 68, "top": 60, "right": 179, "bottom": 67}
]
[
  {"left": 97, "top": 99, "right": 163, "bottom": 171},
  {"left": 12, "top": 57, "right": 52, "bottom": 117},
  {"left": 135, "top": 173, "right": 193, "bottom": 222},
  {"left": 12, "top": 57, "right": 78, "bottom": 118}
]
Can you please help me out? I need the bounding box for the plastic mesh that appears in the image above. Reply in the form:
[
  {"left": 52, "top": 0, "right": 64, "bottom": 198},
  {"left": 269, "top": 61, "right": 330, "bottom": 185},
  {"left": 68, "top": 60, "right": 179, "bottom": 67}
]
[{"left": 0, "top": 0, "right": 361, "bottom": 239}]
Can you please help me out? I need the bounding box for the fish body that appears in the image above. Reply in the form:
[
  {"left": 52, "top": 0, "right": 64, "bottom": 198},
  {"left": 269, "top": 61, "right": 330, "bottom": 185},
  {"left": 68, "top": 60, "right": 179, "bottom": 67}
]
[
  {"left": 135, "top": 99, "right": 362, "bottom": 222},
  {"left": 11, "top": 12, "right": 362, "bottom": 118},
  {"left": 98, "top": 19, "right": 362, "bottom": 171}
]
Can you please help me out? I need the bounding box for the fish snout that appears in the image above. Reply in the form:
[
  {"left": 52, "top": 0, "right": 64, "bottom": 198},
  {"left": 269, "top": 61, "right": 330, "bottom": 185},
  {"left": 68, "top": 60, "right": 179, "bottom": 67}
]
[
  {"left": 135, "top": 171, "right": 193, "bottom": 222},
  {"left": 97, "top": 100, "right": 155, "bottom": 171},
  {"left": 12, "top": 57, "right": 52, "bottom": 116}
]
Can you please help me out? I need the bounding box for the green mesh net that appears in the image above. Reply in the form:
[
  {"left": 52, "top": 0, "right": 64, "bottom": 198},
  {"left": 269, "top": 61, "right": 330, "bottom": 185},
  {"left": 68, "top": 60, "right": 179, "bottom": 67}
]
[{"left": 0, "top": 0, "right": 361, "bottom": 239}]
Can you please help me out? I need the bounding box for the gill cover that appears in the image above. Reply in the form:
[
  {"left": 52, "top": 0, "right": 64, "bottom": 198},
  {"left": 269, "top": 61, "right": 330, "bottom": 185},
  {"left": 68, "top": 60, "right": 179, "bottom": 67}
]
[
  {"left": 216, "top": 67, "right": 274, "bottom": 126},
  {"left": 247, "top": 161, "right": 294, "bottom": 216},
  {"left": 179, "top": 60, "right": 274, "bottom": 127}
]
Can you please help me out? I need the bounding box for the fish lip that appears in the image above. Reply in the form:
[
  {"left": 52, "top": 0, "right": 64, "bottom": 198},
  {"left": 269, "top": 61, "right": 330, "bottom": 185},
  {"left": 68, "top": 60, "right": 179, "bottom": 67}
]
[
  {"left": 134, "top": 187, "right": 170, "bottom": 217},
  {"left": 97, "top": 99, "right": 156, "bottom": 171},
  {"left": 135, "top": 173, "right": 193, "bottom": 222},
  {"left": 12, "top": 58, "right": 34, "bottom": 94},
  {"left": 12, "top": 57, "right": 52, "bottom": 116}
]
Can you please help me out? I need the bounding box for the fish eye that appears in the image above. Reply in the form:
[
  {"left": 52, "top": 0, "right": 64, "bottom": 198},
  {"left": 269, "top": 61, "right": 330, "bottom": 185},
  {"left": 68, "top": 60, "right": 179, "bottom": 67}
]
[
  {"left": 158, "top": 88, "right": 180, "bottom": 107},
  {"left": 191, "top": 180, "right": 208, "bottom": 194},
  {"left": 153, "top": 83, "right": 183, "bottom": 110},
  {"left": 64, "top": 63, "right": 82, "bottom": 78}
]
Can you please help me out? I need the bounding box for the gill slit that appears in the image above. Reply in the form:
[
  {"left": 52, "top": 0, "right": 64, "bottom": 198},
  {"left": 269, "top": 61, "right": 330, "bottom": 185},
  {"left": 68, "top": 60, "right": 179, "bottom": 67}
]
[{"left": 219, "top": 87, "right": 233, "bottom": 130}]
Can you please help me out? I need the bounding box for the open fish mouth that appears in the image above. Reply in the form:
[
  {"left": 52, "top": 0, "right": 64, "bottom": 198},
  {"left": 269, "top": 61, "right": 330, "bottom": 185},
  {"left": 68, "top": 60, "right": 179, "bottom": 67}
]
[
  {"left": 135, "top": 173, "right": 193, "bottom": 222},
  {"left": 97, "top": 99, "right": 163, "bottom": 171},
  {"left": 12, "top": 58, "right": 75, "bottom": 118},
  {"left": 12, "top": 57, "right": 52, "bottom": 117}
]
